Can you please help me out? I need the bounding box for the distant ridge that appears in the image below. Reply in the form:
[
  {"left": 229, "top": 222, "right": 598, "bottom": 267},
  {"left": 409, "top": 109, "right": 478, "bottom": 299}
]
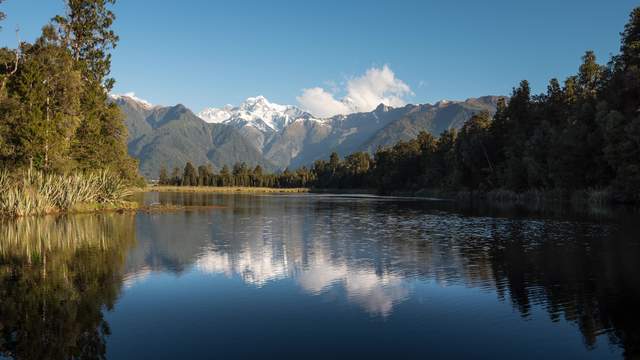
[
  {"left": 112, "top": 95, "right": 276, "bottom": 178},
  {"left": 115, "top": 95, "right": 505, "bottom": 178}
]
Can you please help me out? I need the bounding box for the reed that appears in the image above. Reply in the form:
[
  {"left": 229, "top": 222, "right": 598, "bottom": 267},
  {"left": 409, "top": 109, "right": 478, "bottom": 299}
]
[{"left": 0, "top": 168, "right": 133, "bottom": 217}]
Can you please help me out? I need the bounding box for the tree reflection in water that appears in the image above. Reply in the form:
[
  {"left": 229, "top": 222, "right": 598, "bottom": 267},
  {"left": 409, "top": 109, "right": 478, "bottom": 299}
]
[
  {"left": 136, "top": 193, "right": 640, "bottom": 358},
  {"left": 0, "top": 193, "right": 639, "bottom": 359},
  {"left": 0, "top": 214, "right": 136, "bottom": 360}
]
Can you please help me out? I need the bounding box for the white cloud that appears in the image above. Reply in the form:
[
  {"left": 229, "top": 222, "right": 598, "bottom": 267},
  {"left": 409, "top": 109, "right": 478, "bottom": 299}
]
[
  {"left": 296, "top": 87, "right": 351, "bottom": 118},
  {"left": 297, "top": 65, "right": 413, "bottom": 118}
]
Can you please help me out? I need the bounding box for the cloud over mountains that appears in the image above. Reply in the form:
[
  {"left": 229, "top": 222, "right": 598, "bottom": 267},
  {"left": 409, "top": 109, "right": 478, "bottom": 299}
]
[{"left": 297, "top": 65, "right": 413, "bottom": 118}]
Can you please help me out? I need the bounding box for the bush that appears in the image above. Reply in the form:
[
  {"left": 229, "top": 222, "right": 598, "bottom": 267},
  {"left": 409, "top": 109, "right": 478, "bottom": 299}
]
[{"left": 0, "top": 168, "right": 133, "bottom": 217}]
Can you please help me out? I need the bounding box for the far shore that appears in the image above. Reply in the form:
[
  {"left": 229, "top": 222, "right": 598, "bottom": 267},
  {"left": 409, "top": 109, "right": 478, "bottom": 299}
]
[{"left": 144, "top": 185, "right": 311, "bottom": 194}]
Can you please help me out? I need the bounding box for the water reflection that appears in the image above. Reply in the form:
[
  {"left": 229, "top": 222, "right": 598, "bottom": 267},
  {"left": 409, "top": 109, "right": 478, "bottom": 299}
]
[
  {"left": 127, "top": 193, "right": 640, "bottom": 357},
  {"left": 0, "top": 214, "right": 136, "bottom": 360},
  {"left": 0, "top": 194, "right": 639, "bottom": 359}
]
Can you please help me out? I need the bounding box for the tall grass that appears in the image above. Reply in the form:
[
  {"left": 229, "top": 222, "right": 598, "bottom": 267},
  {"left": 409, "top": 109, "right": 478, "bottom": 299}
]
[{"left": 0, "top": 168, "right": 132, "bottom": 217}]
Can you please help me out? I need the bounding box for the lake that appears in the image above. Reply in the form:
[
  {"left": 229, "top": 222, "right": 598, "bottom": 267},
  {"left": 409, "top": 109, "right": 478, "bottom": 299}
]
[{"left": 1, "top": 192, "right": 639, "bottom": 359}]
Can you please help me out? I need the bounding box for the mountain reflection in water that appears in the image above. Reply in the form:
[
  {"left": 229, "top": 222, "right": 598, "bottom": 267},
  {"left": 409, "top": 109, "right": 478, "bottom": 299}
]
[{"left": 1, "top": 193, "right": 639, "bottom": 359}]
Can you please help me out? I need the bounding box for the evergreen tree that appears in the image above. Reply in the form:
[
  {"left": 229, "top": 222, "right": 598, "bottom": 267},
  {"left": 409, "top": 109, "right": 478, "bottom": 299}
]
[
  {"left": 158, "top": 166, "right": 168, "bottom": 185},
  {"left": 252, "top": 165, "right": 263, "bottom": 187},
  {"left": 600, "top": 7, "right": 640, "bottom": 201},
  {"left": 219, "top": 165, "right": 231, "bottom": 186},
  {"left": 182, "top": 162, "right": 197, "bottom": 186},
  {"left": 0, "top": 27, "right": 82, "bottom": 171},
  {"left": 455, "top": 112, "right": 494, "bottom": 189},
  {"left": 0, "top": 0, "right": 138, "bottom": 182},
  {"left": 433, "top": 129, "right": 458, "bottom": 189},
  {"left": 53, "top": 0, "right": 118, "bottom": 89},
  {"left": 197, "top": 165, "right": 212, "bottom": 186},
  {"left": 52, "top": 0, "right": 138, "bottom": 180},
  {"left": 170, "top": 167, "right": 181, "bottom": 185}
]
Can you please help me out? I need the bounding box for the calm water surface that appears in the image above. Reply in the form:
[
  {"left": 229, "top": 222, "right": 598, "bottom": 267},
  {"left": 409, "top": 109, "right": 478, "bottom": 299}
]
[{"left": 1, "top": 193, "right": 639, "bottom": 359}]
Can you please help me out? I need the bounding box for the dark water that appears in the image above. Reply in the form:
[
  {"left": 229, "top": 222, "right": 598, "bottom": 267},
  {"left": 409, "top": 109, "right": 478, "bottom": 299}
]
[{"left": 1, "top": 193, "right": 639, "bottom": 359}]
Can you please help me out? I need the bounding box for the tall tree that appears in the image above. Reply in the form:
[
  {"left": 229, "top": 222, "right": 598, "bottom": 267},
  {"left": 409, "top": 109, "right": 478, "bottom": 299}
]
[
  {"left": 618, "top": 7, "right": 640, "bottom": 113},
  {"left": 170, "top": 167, "right": 181, "bottom": 185},
  {"left": 455, "top": 112, "right": 494, "bottom": 189},
  {"left": 0, "top": 26, "right": 83, "bottom": 171},
  {"left": 51, "top": 0, "right": 138, "bottom": 180},
  {"left": 53, "top": 0, "right": 118, "bottom": 89},
  {"left": 158, "top": 166, "right": 168, "bottom": 185},
  {"left": 182, "top": 162, "right": 197, "bottom": 186},
  {"left": 219, "top": 165, "right": 231, "bottom": 186}
]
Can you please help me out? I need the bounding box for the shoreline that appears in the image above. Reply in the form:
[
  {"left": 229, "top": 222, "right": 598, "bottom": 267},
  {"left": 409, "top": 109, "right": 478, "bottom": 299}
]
[
  {"left": 145, "top": 185, "right": 310, "bottom": 194},
  {"left": 2, "top": 187, "right": 635, "bottom": 219},
  {"left": 0, "top": 199, "right": 230, "bottom": 218},
  {"left": 0, "top": 200, "right": 141, "bottom": 219}
]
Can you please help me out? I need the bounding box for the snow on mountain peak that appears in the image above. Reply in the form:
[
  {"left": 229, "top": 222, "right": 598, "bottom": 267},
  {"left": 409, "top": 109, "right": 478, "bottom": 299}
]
[
  {"left": 110, "top": 92, "right": 154, "bottom": 109},
  {"left": 198, "top": 96, "right": 311, "bottom": 132},
  {"left": 198, "top": 105, "right": 234, "bottom": 124}
]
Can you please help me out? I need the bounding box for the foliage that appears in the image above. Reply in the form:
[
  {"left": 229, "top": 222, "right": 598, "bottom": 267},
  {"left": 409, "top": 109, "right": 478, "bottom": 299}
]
[
  {"left": 159, "top": 161, "right": 315, "bottom": 189},
  {"left": 0, "top": 167, "right": 132, "bottom": 217},
  {"left": 0, "top": 0, "right": 140, "bottom": 182}
]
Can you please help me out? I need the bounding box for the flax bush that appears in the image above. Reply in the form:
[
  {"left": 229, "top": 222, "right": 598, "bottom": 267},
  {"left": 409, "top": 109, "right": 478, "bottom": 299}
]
[{"left": 0, "top": 168, "right": 132, "bottom": 217}]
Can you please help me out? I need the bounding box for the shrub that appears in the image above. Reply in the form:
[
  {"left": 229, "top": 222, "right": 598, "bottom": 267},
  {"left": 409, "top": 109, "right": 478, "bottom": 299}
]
[{"left": 0, "top": 168, "right": 133, "bottom": 217}]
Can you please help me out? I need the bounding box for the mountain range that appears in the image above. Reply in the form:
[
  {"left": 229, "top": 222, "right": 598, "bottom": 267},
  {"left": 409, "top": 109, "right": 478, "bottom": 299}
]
[{"left": 113, "top": 94, "right": 505, "bottom": 178}]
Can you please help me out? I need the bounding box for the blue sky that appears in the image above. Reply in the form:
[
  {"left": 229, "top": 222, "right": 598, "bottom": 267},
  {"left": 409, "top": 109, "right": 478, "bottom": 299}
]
[{"left": 0, "top": 0, "right": 636, "bottom": 113}]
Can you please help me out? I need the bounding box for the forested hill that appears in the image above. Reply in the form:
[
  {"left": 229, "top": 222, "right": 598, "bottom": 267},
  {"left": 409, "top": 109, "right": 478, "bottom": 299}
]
[
  {"left": 114, "top": 96, "right": 276, "bottom": 178},
  {"left": 358, "top": 96, "right": 504, "bottom": 154},
  {"left": 115, "top": 94, "right": 502, "bottom": 178}
]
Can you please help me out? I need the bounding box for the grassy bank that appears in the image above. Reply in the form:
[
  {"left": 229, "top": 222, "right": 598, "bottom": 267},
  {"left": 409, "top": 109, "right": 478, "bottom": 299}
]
[
  {"left": 146, "top": 185, "right": 310, "bottom": 194},
  {"left": 0, "top": 168, "right": 138, "bottom": 217},
  {"left": 309, "top": 188, "right": 377, "bottom": 195}
]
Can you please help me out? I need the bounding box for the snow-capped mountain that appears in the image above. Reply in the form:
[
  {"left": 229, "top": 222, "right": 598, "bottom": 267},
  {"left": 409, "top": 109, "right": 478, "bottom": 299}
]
[
  {"left": 198, "top": 96, "right": 314, "bottom": 133},
  {"left": 109, "top": 92, "right": 155, "bottom": 110},
  {"left": 114, "top": 93, "right": 505, "bottom": 177}
]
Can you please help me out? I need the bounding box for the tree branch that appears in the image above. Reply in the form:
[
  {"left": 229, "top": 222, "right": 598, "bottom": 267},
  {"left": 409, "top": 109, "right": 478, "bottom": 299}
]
[{"left": 0, "top": 26, "right": 21, "bottom": 99}]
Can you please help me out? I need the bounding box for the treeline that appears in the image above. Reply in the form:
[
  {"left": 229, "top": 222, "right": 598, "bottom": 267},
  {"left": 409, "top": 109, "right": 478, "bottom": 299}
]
[
  {"left": 159, "top": 162, "right": 314, "bottom": 188},
  {"left": 0, "top": 0, "right": 139, "bottom": 182}
]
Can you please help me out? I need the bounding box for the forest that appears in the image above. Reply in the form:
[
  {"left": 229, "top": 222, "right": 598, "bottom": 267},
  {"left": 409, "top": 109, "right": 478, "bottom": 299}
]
[
  {"left": 0, "top": 0, "right": 139, "bottom": 216},
  {"left": 166, "top": 7, "right": 640, "bottom": 204},
  {"left": 0, "top": 0, "right": 136, "bottom": 178}
]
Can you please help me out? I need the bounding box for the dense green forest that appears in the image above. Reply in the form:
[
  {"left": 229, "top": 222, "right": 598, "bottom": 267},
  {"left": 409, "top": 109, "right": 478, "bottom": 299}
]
[
  {"left": 363, "top": 5, "right": 640, "bottom": 204},
  {"left": 0, "top": 1, "right": 139, "bottom": 216},
  {"left": 0, "top": 0, "right": 137, "bottom": 180},
  {"left": 159, "top": 162, "right": 314, "bottom": 188},
  {"left": 166, "top": 7, "right": 640, "bottom": 203}
]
